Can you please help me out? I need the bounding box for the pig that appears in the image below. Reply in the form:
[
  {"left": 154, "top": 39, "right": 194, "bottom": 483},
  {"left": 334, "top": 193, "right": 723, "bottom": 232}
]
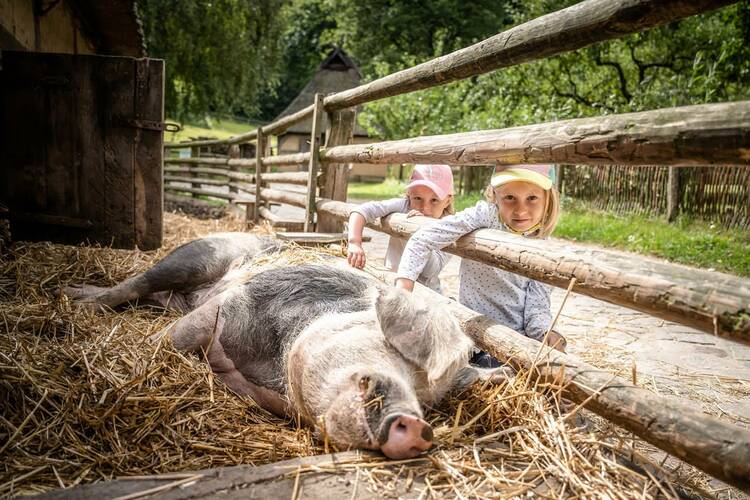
[{"left": 63, "top": 233, "right": 511, "bottom": 459}]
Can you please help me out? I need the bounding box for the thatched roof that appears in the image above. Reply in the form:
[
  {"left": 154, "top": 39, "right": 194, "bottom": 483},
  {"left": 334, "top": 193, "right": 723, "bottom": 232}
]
[
  {"left": 70, "top": 0, "right": 146, "bottom": 57},
  {"left": 273, "top": 48, "right": 369, "bottom": 137}
]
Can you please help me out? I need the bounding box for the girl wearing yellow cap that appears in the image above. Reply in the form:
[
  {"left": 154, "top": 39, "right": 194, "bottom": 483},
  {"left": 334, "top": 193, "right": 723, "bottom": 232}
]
[{"left": 395, "top": 165, "right": 566, "bottom": 368}]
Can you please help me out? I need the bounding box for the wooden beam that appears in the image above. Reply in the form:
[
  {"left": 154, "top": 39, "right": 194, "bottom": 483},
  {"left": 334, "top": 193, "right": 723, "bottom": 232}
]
[
  {"left": 164, "top": 175, "right": 227, "bottom": 186},
  {"left": 262, "top": 152, "right": 311, "bottom": 168},
  {"left": 164, "top": 185, "right": 234, "bottom": 201},
  {"left": 164, "top": 129, "right": 259, "bottom": 149},
  {"left": 164, "top": 166, "right": 230, "bottom": 177},
  {"left": 321, "top": 101, "right": 750, "bottom": 167},
  {"left": 306, "top": 94, "right": 324, "bottom": 232},
  {"left": 315, "top": 200, "right": 750, "bottom": 344},
  {"left": 322, "top": 0, "right": 737, "bottom": 111},
  {"left": 164, "top": 157, "right": 258, "bottom": 168},
  {"left": 261, "top": 104, "right": 315, "bottom": 137},
  {"left": 259, "top": 187, "right": 306, "bottom": 209},
  {"left": 318, "top": 109, "right": 356, "bottom": 232}
]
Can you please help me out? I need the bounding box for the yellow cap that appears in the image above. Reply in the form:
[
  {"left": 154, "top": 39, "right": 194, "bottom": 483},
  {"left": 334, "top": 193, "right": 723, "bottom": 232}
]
[{"left": 490, "top": 166, "right": 553, "bottom": 190}]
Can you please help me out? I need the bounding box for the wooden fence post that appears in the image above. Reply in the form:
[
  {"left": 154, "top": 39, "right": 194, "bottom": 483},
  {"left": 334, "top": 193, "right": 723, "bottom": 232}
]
[
  {"left": 228, "top": 144, "right": 240, "bottom": 197},
  {"left": 667, "top": 166, "right": 680, "bottom": 221},
  {"left": 555, "top": 164, "right": 564, "bottom": 193},
  {"left": 189, "top": 146, "right": 200, "bottom": 197},
  {"left": 318, "top": 108, "right": 356, "bottom": 232},
  {"left": 254, "top": 130, "right": 265, "bottom": 225},
  {"left": 305, "top": 94, "right": 324, "bottom": 232}
]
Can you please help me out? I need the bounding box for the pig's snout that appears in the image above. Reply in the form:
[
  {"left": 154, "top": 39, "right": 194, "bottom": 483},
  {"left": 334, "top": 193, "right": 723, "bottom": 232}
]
[{"left": 379, "top": 414, "right": 433, "bottom": 459}]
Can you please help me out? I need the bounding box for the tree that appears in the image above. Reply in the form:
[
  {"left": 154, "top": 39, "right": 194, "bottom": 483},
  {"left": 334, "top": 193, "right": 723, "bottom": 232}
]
[{"left": 138, "top": 0, "right": 286, "bottom": 122}]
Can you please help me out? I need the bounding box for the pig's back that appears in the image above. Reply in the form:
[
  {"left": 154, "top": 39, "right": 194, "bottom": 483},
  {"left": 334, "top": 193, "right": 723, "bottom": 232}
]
[{"left": 218, "top": 265, "right": 374, "bottom": 392}]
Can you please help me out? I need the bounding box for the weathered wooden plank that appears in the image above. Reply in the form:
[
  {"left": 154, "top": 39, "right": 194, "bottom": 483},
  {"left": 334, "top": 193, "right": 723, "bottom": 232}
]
[
  {"left": 318, "top": 109, "right": 356, "bottom": 232},
  {"left": 259, "top": 188, "right": 307, "bottom": 209},
  {"left": 321, "top": 101, "right": 750, "bottom": 167},
  {"left": 133, "top": 58, "right": 164, "bottom": 250},
  {"left": 276, "top": 232, "right": 345, "bottom": 244},
  {"left": 164, "top": 157, "right": 258, "bottom": 168},
  {"left": 306, "top": 94, "right": 324, "bottom": 232},
  {"left": 315, "top": 200, "right": 750, "bottom": 343},
  {"left": 261, "top": 103, "right": 315, "bottom": 137},
  {"left": 323, "top": 0, "right": 737, "bottom": 111},
  {"left": 258, "top": 207, "right": 305, "bottom": 231},
  {"left": 163, "top": 129, "right": 258, "bottom": 149},
  {"left": 164, "top": 185, "right": 234, "bottom": 201},
  {"left": 262, "top": 152, "right": 310, "bottom": 167},
  {"left": 164, "top": 176, "right": 228, "bottom": 186},
  {"left": 98, "top": 56, "right": 136, "bottom": 247}
]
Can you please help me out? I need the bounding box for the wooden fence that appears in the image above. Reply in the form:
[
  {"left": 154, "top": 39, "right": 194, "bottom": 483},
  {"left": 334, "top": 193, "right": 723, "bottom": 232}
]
[
  {"left": 562, "top": 165, "right": 750, "bottom": 227},
  {"left": 164, "top": 0, "right": 750, "bottom": 491}
]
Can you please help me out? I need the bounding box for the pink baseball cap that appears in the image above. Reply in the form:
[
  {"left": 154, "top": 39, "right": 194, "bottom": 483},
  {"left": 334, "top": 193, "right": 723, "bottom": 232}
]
[{"left": 407, "top": 164, "right": 454, "bottom": 200}]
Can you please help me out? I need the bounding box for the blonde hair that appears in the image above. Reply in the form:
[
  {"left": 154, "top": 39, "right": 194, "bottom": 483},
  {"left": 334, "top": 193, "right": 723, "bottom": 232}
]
[{"left": 484, "top": 184, "right": 560, "bottom": 238}]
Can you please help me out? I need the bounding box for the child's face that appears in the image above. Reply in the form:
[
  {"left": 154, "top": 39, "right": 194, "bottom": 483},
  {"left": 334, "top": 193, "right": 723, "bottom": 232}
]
[
  {"left": 407, "top": 185, "right": 451, "bottom": 218},
  {"left": 494, "top": 181, "right": 547, "bottom": 232}
]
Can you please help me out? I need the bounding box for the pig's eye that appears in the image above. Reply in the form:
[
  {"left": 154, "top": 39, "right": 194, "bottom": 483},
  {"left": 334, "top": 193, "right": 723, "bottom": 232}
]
[{"left": 358, "top": 376, "right": 370, "bottom": 393}]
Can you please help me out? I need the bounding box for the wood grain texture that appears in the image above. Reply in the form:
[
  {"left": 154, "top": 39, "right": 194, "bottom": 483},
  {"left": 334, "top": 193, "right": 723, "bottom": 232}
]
[{"left": 321, "top": 101, "right": 750, "bottom": 167}]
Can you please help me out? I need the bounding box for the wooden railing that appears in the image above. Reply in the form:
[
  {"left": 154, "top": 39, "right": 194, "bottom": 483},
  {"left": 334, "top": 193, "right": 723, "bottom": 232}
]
[{"left": 163, "top": 0, "right": 750, "bottom": 490}]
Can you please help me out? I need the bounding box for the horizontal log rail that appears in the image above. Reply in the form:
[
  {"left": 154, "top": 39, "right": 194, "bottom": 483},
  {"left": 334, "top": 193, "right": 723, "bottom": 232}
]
[
  {"left": 259, "top": 187, "right": 307, "bottom": 209},
  {"left": 164, "top": 175, "right": 227, "bottom": 186},
  {"left": 164, "top": 185, "right": 235, "bottom": 200},
  {"left": 163, "top": 105, "right": 315, "bottom": 150},
  {"left": 322, "top": 0, "right": 736, "bottom": 111},
  {"left": 315, "top": 200, "right": 750, "bottom": 344},
  {"left": 164, "top": 166, "right": 232, "bottom": 177},
  {"left": 262, "top": 152, "right": 311, "bottom": 167},
  {"left": 368, "top": 265, "right": 750, "bottom": 491},
  {"left": 321, "top": 101, "right": 750, "bottom": 167},
  {"left": 164, "top": 157, "right": 258, "bottom": 168},
  {"left": 261, "top": 104, "right": 315, "bottom": 137}
]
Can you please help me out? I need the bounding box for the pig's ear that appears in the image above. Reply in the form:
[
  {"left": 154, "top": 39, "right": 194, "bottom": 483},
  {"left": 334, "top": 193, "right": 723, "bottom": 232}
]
[{"left": 375, "top": 287, "right": 473, "bottom": 385}]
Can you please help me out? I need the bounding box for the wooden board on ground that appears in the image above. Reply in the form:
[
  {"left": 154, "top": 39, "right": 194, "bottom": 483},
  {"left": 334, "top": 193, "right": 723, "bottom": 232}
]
[
  {"left": 275, "top": 232, "right": 346, "bottom": 245},
  {"left": 258, "top": 206, "right": 305, "bottom": 231}
]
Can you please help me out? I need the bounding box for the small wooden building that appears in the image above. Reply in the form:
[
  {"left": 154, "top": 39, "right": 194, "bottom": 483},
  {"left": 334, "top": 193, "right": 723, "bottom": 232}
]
[
  {"left": 0, "top": 0, "right": 164, "bottom": 250},
  {"left": 273, "top": 48, "right": 386, "bottom": 181}
]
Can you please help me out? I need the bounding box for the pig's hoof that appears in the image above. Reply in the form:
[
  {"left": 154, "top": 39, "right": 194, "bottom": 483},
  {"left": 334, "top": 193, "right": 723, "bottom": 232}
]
[
  {"left": 479, "top": 365, "right": 516, "bottom": 385},
  {"left": 62, "top": 284, "right": 108, "bottom": 300}
]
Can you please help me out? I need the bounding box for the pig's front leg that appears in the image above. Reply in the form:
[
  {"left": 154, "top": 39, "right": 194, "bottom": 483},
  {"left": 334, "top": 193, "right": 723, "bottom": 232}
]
[
  {"left": 156, "top": 294, "right": 293, "bottom": 419},
  {"left": 451, "top": 365, "right": 516, "bottom": 391}
]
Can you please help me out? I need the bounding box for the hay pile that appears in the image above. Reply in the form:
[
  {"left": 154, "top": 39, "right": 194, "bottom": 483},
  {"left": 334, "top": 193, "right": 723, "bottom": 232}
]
[{"left": 1, "top": 212, "right": 681, "bottom": 498}]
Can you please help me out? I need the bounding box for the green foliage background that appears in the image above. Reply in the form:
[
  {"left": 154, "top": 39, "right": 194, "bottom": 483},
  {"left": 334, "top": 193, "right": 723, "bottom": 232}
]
[{"left": 139, "top": 0, "right": 750, "bottom": 138}]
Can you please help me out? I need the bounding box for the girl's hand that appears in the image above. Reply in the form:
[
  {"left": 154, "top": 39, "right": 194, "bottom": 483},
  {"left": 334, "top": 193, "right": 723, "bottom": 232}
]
[
  {"left": 406, "top": 209, "right": 424, "bottom": 218},
  {"left": 347, "top": 242, "right": 366, "bottom": 269},
  {"left": 395, "top": 278, "right": 415, "bottom": 292}
]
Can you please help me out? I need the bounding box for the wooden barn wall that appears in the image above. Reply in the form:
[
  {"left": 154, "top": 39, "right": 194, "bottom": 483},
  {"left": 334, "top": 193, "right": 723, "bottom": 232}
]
[
  {"left": 0, "top": 51, "right": 164, "bottom": 250},
  {"left": 0, "top": 0, "right": 96, "bottom": 54}
]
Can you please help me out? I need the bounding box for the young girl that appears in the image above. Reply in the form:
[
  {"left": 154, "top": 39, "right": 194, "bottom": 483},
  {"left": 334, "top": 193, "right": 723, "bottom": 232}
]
[
  {"left": 347, "top": 164, "right": 454, "bottom": 293},
  {"left": 394, "top": 165, "right": 566, "bottom": 365}
]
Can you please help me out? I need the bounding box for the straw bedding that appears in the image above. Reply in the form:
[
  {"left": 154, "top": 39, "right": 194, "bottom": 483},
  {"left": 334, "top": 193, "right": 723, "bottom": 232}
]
[{"left": 1, "top": 212, "right": 686, "bottom": 498}]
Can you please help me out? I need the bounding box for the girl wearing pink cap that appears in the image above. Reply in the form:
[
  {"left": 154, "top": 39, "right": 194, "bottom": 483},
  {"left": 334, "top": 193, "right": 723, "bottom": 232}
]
[
  {"left": 395, "top": 165, "right": 566, "bottom": 366},
  {"left": 347, "top": 164, "right": 454, "bottom": 292}
]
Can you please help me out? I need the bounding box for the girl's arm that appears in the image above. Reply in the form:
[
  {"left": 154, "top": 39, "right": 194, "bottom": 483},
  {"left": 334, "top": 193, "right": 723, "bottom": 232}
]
[
  {"left": 396, "top": 202, "right": 496, "bottom": 291},
  {"left": 347, "top": 212, "right": 367, "bottom": 268},
  {"left": 347, "top": 198, "right": 409, "bottom": 269}
]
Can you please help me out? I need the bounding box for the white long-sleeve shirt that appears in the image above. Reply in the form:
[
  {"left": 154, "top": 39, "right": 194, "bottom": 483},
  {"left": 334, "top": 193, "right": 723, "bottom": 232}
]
[
  {"left": 396, "top": 201, "right": 552, "bottom": 340},
  {"left": 352, "top": 198, "right": 451, "bottom": 293}
]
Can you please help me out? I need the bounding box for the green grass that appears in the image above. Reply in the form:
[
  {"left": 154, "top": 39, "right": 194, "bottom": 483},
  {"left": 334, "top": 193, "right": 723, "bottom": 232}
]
[
  {"left": 165, "top": 117, "right": 263, "bottom": 144},
  {"left": 347, "top": 180, "right": 750, "bottom": 276},
  {"left": 556, "top": 201, "right": 750, "bottom": 277}
]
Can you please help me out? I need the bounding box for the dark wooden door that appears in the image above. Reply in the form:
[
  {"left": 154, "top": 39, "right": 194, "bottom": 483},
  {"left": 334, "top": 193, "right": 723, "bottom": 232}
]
[{"left": 0, "top": 50, "right": 163, "bottom": 250}]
